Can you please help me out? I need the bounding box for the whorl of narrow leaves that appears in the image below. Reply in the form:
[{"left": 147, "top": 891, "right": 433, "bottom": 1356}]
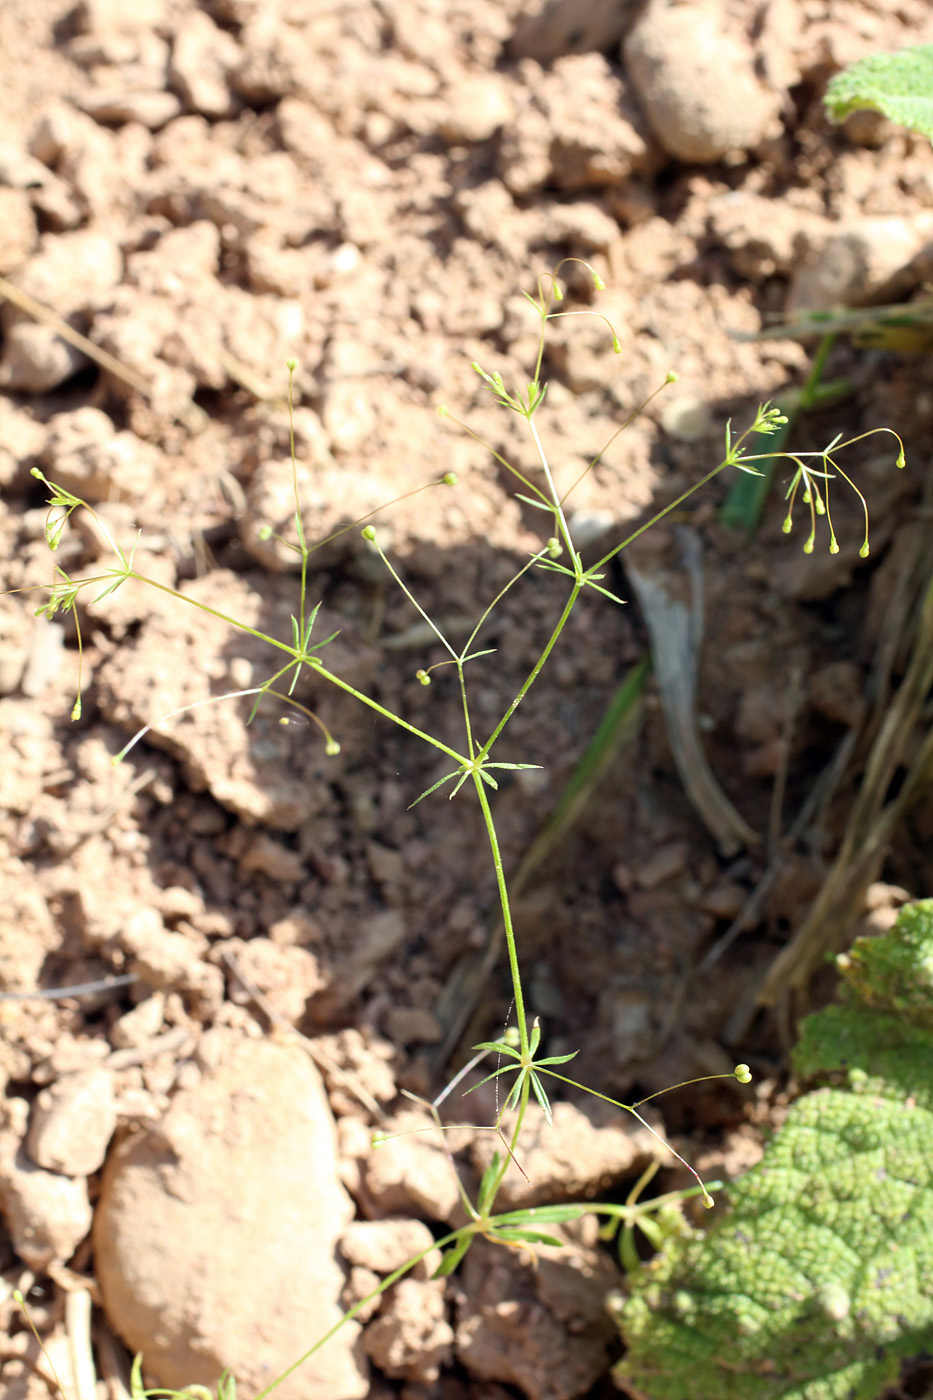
[
  {"left": 615, "top": 900, "right": 933, "bottom": 1400},
  {"left": 825, "top": 44, "right": 933, "bottom": 139}
]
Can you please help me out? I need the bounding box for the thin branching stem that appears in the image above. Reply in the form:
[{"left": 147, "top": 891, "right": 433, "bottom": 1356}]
[
  {"left": 473, "top": 773, "right": 529, "bottom": 1055},
  {"left": 480, "top": 582, "right": 583, "bottom": 758}
]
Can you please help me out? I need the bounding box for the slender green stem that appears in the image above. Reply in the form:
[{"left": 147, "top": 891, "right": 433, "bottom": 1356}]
[
  {"left": 120, "top": 572, "right": 317, "bottom": 659},
  {"left": 488, "top": 1065, "right": 532, "bottom": 1202},
  {"left": 456, "top": 660, "right": 476, "bottom": 760},
  {"left": 541, "top": 1069, "right": 713, "bottom": 1204},
  {"left": 528, "top": 415, "right": 577, "bottom": 563},
  {"left": 530, "top": 277, "right": 556, "bottom": 386},
  {"left": 439, "top": 410, "right": 550, "bottom": 506},
  {"left": 559, "top": 377, "right": 675, "bottom": 509},
  {"left": 119, "top": 572, "right": 469, "bottom": 765},
  {"left": 373, "top": 548, "right": 458, "bottom": 661},
  {"left": 304, "top": 664, "right": 468, "bottom": 763},
  {"left": 287, "top": 366, "right": 311, "bottom": 650},
  {"left": 481, "top": 582, "right": 582, "bottom": 758},
  {"left": 473, "top": 771, "right": 529, "bottom": 1055},
  {"left": 461, "top": 552, "right": 544, "bottom": 661},
  {"left": 591, "top": 457, "right": 732, "bottom": 572},
  {"left": 252, "top": 1228, "right": 466, "bottom": 1400}
]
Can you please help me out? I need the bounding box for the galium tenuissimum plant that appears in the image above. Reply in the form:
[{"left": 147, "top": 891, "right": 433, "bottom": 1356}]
[{"left": 25, "top": 261, "right": 905, "bottom": 1398}]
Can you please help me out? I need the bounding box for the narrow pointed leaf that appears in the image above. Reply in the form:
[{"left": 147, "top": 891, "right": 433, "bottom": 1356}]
[
  {"left": 410, "top": 770, "right": 459, "bottom": 807},
  {"left": 433, "top": 1233, "right": 474, "bottom": 1277}
]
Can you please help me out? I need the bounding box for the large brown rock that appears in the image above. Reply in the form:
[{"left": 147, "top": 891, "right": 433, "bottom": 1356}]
[
  {"left": 624, "top": 0, "right": 782, "bottom": 163},
  {"left": 94, "top": 1029, "right": 369, "bottom": 1400}
]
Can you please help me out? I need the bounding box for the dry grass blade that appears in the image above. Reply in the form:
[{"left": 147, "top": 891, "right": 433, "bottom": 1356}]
[
  {"left": 0, "top": 275, "right": 289, "bottom": 427},
  {"left": 65, "top": 1288, "right": 97, "bottom": 1400},
  {"left": 702, "top": 723, "right": 857, "bottom": 976},
  {"left": 0, "top": 272, "right": 153, "bottom": 399},
  {"left": 726, "top": 564, "right": 933, "bottom": 1039},
  {"left": 626, "top": 528, "right": 758, "bottom": 857},
  {"left": 94, "top": 1320, "right": 133, "bottom": 1400}
]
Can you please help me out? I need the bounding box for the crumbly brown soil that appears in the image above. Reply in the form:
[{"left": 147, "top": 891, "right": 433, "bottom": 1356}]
[{"left": 2, "top": 1, "right": 933, "bottom": 1398}]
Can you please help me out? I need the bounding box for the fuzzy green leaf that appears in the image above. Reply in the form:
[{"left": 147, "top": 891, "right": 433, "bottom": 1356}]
[
  {"left": 616, "top": 900, "right": 933, "bottom": 1400},
  {"left": 825, "top": 44, "right": 933, "bottom": 139}
]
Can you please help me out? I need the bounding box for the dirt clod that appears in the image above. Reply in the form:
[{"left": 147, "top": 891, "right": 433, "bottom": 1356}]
[
  {"left": 26, "top": 1066, "right": 116, "bottom": 1176},
  {"left": 94, "top": 1029, "right": 368, "bottom": 1399}
]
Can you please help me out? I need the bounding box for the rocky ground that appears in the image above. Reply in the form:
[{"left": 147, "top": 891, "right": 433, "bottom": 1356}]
[{"left": 2, "top": 0, "right": 933, "bottom": 1397}]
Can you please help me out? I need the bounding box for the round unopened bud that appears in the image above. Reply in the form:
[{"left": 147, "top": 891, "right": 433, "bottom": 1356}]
[
  {"left": 666, "top": 370, "right": 678, "bottom": 384},
  {"left": 325, "top": 738, "right": 341, "bottom": 756},
  {"left": 593, "top": 271, "right": 606, "bottom": 291},
  {"left": 859, "top": 542, "right": 870, "bottom": 558},
  {"left": 734, "top": 1063, "right": 752, "bottom": 1084},
  {"left": 443, "top": 472, "right": 457, "bottom": 486},
  {"left": 416, "top": 669, "right": 431, "bottom": 687},
  {"left": 361, "top": 525, "right": 376, "bottom": 541},
  {"left": 782, "top": 517, "right": 793, "bottom": 534},
  {"left": 286, "top": 357, "right": 298, "bottom": 372},
  {"left": 611, "top": 335, "right": 622, "bottom": 354}
]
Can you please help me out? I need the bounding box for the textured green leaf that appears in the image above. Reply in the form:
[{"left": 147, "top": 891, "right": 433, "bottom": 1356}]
[
  {"left": 616, "top": 900, "right": 933, "bottom": 1400},
  {"left": 825, "top": 45, "right": 933, "bottom": 139},
  {"left": 830, "top": 900, "right": 933, "bottom": 1029}
]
